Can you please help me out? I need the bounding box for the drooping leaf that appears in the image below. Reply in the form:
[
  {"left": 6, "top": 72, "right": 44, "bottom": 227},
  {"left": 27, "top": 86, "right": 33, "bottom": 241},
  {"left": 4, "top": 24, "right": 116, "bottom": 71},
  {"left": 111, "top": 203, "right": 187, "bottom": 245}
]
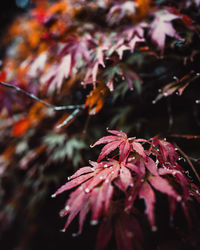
[
  {"left": 149, "top": 176, "right": 181, "bottom": 201},
  {"left": 139, "top": 181, "right": 156, "bottom": 230}
]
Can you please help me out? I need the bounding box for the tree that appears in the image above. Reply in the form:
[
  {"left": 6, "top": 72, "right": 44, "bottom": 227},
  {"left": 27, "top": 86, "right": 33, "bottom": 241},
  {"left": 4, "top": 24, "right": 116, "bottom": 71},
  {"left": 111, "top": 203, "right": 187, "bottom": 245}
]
[{"left": 0, "top": 0, "right": 200, "bottom": 249}]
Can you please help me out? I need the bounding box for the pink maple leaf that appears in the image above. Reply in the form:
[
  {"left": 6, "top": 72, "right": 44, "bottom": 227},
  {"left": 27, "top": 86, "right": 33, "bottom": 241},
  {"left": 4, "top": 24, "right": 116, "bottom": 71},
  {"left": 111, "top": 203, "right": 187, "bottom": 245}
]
[
  {"left": 149, "top": 10, "right": 183, "bottom": 55},
  {"left": 92, "top": 129, "right": 131, "bottom": 162},
  {"left": 107, "top": 1, "right": 138, "bottom": 25}
]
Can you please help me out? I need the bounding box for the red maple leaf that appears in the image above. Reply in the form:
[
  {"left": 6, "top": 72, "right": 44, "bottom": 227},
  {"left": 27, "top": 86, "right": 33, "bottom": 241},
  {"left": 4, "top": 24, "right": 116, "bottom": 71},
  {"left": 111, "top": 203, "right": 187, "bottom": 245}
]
[{"left": 53, "top": 130, "right": 200, "bottom": 248}]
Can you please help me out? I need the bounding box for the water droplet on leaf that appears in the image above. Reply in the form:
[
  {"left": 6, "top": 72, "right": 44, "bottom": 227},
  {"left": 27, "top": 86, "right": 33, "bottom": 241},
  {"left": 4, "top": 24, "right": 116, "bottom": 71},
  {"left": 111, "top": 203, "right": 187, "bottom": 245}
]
[
  {"left": 65, "top": 205, "right": 70, "bottom": 211},
  {"left": 90, "top": 220, "right": 98, "bottom": 225},
  {"left": 152, "top": 226, "right": 157, "bottom": 232}
]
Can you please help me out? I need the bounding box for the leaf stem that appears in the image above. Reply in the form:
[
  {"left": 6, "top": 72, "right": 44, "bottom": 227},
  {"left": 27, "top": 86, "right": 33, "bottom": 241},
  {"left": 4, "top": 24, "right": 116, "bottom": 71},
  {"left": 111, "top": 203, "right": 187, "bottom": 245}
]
[{"left": 174, "top": 143, "right": 200, "bottom": 183}]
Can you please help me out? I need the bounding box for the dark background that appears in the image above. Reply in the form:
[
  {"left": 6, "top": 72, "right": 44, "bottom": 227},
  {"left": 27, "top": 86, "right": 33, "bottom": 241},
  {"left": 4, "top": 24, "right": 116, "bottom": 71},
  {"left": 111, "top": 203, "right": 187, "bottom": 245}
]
[{"left": 0, "top": 1, "right": 200, "bottom": 250}]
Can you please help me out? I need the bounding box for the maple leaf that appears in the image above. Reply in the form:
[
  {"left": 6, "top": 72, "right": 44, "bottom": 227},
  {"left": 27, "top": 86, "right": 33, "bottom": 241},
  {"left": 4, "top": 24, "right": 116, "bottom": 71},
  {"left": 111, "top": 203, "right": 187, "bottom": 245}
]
[
  {"left": 108, "top": 24, "right": 146, "bottom": 60},
  {"left": 52, "top": 160, "right": 120, "bottom": 232},
  {"left": 114, "top": 212, "right": 144, "bottom": 250},
  {"left": 152, "top": 137, "right": 178, "bottom": 165},
  {"left": 28, "top": 52, "right": 48, "bottom": 78},
  {"left": 107, "top": 1, "right": 138, "bottom": 25},
  {"left": 85, "top": 82, "right": 109, "bottom": 115},
  {"left": 42, "top": 35, "right": 93, "bottom": 91},
  {"left": 83, "top": 39, "right": 109, "bottom": 87},
  {"left": 149, "top": 10, "right": 183, "bottom": 55},
  {"left": 53, "top": 129, "right": 200, "bottom": 249},
  {"left": 91, "top": 129, "right": 132, "bottom": 162}
]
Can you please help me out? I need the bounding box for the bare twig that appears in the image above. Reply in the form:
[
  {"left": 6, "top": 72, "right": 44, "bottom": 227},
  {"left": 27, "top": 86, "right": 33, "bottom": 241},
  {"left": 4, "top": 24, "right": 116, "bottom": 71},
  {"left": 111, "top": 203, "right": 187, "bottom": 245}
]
[
  {"left": 56, "top": 108, "right": 82, "bottom": 129},
  {"left": 169, "top": 134, "right": 200, "bottom": 139},
  {"left": 174, "top": 143, "right": 200, "bottom": 183},
  {"left": 0, "top": 81, "right": 84, "bottom": 111}
]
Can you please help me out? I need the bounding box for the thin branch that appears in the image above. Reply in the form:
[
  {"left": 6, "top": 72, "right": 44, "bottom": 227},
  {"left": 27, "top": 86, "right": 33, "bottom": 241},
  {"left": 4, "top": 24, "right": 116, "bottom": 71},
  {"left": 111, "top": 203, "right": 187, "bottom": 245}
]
[
  {"left": 56, "top": 108, "right": 82, "bottom": 129},
  {"left": 0, "top": 81, "right": 84, "bottom": 110},
  {"left": 169, "top": 134, "right": 200, "bottom": 139},
  {"left": 174, "top": 143, "right": 200, "bottom": 183}
]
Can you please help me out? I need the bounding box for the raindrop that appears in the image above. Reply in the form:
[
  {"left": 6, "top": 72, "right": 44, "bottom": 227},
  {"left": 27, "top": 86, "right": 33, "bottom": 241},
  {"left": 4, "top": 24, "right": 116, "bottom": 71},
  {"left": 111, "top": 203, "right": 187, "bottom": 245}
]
[
  {"left": 158, "top": 88, "right": 162, "bottom": 93},
  {"left": 152, "top": 100, "right": 156, "bottom": 104},
  {"left": 196, "top": 190, "right": 200, "bottom": 195},
  {"left": 177, "top": 196, "right": 182, "bottom": 202},
  {"left": 111, "top": 171, "right": 114, "bottom": 174},
  {"left": 60, "top": 228, "right": 66, "bottom": 232},
  {"left": 85, "top": 188, "right": 90, "bottom": 193},
  {"left": 152, "top": 226, "right": 157, "bottom": 232},
  {"left": 72, "top": 232, "right": 81, "bottom": 237},
  {"left": 128, "top": 196, "right": 132, "bottom": 201},
  {"left": 99, "top": 176, "right": 103, "bottom": 180},
  {"left": 51, "top": 194, "right": 56, "bottom": 198},
  {"left": 90, "top": 220, "right": 98, "bottom": 225},
  {"left": 67, "top": 177, "right": 71, "bottom": 181},
  {"left": 185, "top": 170, "right": 191, "bottom": 178},
  {"left": 90, "top": 167, "right": 94, "bottom": 171},
  {"left": 163, "top": 92, "right": 168, "bottom": 96},
  {"left": 65, "top": 205, "right": 70, "bottom": 211},
  {"left": 90, "top": 144, "right": 94, "bottom": 148},
  {"left": 173, "top": 76, "right": 179, "bottom": 81},
  {"left": 104, "top": 164, "right": 108, "bottom": 168},
  {"left": 105, "top": 179, "right": 109, "bottom": 183}
]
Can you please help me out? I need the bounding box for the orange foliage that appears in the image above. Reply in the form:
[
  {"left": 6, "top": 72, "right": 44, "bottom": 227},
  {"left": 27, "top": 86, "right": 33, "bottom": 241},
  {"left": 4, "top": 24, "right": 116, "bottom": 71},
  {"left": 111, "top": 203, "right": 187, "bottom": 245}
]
[
  {"left": 12, "top": 102, "right": 47, "bottom": 136},
  {"left": 12, "top": 118, "right": 32, "bottom": 136},
  {"left": 85, "top": 82, "right": 109, "bottom": 115},
  {"left": 134, "top": 0, "right": 152, "bottom": 22},
  {"left": 3, "top": 145, "right": 15, "bottom": 160},
  {"left": 48, "top": 1, "right": 68, "bottom": 14}
]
